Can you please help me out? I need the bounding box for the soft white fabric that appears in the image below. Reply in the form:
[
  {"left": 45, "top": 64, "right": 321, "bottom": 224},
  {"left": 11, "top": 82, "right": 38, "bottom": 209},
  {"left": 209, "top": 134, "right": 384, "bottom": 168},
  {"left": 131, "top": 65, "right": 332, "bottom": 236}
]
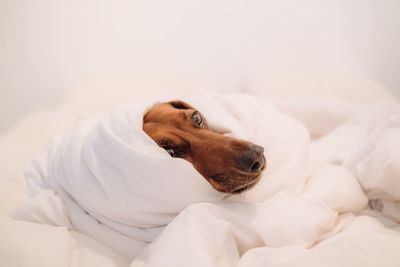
[
  {"left": 13, "top": 99, "right": 225, "bottom": 260},
  {"left": 0, "top": 220, "right": 129, "bottom": 267},
  {"left": 129, "top": 96, "right": 400, "bottom": 267},
  {"left": 1, "top": 92, "right": 400, "bottom": 267}
]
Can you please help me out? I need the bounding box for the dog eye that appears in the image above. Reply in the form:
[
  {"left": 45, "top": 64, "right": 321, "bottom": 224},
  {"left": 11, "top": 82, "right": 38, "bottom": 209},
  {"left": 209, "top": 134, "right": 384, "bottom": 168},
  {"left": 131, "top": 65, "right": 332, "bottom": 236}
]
[
  {"left": 165, "top": 148, "right": 176, "bottom": 157},
  {"left": 192, "top": 111, "right": 203, "bottom": 127}
]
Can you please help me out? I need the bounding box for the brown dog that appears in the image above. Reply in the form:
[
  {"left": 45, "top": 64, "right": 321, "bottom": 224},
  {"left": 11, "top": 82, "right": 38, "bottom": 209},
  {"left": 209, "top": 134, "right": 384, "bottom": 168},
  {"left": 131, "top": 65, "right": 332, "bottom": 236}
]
[{"left": 143, "top": 100, "right": 266, "bottom": 194}]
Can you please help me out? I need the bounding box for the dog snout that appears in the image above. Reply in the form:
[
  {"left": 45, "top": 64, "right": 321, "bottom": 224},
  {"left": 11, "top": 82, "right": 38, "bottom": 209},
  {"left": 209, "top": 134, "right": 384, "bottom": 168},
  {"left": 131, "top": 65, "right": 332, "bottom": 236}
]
[{"left": 236, "top": 144, "right": 265, "bottom": 173}]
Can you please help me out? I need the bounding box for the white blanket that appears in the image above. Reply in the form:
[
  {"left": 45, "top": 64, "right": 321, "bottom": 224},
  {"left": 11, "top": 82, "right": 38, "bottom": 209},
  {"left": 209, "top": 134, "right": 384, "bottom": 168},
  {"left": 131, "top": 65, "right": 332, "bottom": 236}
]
[
  {"left": 1, "top": 93, "right": 400, "bottom": 267},
  {"left": 12, "top": 98, "right": 224, "bottom": 260}
]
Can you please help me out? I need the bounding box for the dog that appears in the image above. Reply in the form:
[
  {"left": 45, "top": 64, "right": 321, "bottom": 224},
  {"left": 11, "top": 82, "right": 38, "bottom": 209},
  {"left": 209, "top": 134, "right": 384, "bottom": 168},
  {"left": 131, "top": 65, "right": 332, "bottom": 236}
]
[{"left": 143, "top": 100, "right": 266, "bottom": 194}]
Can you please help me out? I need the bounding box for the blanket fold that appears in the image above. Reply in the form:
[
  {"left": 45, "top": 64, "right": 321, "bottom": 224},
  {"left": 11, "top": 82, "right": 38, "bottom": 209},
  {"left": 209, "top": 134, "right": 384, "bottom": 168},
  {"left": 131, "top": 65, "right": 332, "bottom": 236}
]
[
  {"left": 15, "top": 99, "right": 224, "bottom": 259},
  {"left": 5, "top": 93, "right": 400, "bottom": 267}
]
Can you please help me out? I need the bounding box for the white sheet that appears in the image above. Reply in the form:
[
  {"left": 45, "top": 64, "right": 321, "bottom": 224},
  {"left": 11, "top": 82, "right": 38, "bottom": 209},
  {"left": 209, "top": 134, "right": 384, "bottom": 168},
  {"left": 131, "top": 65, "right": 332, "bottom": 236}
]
[
  {"left": 131, "top": 96, "right": 400, "bottom": 267},
  {"left": 13, "top": 99, "right": 224, "bottom": 260},
  {"left": 1, "top": 91, "right": 400, "bottom": 267}
]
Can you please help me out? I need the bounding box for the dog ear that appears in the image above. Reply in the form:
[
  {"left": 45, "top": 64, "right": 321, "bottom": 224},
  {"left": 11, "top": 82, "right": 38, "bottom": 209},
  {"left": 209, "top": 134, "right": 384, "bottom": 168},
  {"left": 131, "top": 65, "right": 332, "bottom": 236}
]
[{"left": 168, "top": 100, "right": 194, "bottom": 110}]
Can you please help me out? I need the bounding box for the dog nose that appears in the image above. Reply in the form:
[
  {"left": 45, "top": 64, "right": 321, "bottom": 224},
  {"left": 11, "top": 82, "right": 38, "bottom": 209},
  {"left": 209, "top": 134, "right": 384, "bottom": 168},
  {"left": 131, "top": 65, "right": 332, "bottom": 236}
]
[
  {"left": 251, "top": 144, "right": 264, "bottom": 154},
  {"left": 237, "top": 144, "right": 265, "bottom": 173}
]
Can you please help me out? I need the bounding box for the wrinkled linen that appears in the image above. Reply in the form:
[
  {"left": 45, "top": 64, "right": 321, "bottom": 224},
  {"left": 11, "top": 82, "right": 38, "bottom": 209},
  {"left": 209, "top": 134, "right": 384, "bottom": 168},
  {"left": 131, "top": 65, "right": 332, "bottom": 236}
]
[
  {"left": 11, "top": 98, "right": 224, "bottom": 260},
  {"left": 1, "top": 93, "right": 400, "bottom": 267}
]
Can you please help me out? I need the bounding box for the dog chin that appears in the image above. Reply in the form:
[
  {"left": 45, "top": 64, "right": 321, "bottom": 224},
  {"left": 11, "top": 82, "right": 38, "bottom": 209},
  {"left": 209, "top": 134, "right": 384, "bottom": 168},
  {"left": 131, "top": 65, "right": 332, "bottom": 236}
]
[
  {"left": 208, "top": 171, "right": 263, "bottom": 194},
  {"left": 230, "top": 175, "right": 261, "bottom": 194},
  {"left": 209, "top": 174, "right": 262, "bottom": 194}
]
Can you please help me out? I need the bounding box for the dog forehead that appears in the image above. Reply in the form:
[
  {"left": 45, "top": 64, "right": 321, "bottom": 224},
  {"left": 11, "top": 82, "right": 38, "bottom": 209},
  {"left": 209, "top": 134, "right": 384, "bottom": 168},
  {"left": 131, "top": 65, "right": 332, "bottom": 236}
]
[{"left": 144, "top": 103, "right": 189, "bottom": 123}]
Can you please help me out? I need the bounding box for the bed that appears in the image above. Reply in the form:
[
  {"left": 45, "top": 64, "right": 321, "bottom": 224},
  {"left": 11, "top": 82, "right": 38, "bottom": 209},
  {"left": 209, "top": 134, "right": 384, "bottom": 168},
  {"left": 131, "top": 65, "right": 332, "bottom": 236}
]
[{"left": 0, "top": 73, "right": 399, "bottom": 267}]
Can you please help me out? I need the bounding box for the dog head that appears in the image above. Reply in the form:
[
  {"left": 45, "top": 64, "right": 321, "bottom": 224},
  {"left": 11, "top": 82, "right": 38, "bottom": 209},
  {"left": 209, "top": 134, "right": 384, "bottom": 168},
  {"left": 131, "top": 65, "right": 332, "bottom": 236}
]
[{"left": 143, "top": 100, "right": 266, "bottom": 194}]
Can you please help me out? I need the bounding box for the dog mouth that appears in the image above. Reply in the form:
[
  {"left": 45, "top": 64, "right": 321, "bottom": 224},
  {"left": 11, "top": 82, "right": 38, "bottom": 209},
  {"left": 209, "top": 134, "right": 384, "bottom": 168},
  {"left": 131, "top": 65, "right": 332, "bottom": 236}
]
[{"left": 209, "top": 154, "right": 266, "bottom": 194}]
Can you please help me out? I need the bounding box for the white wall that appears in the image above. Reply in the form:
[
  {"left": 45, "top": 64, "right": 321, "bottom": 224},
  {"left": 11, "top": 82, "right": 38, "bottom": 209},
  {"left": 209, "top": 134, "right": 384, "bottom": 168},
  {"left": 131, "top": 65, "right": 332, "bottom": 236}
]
[{"left": 1, "top": 0, "right": 399, "bottom": 133}]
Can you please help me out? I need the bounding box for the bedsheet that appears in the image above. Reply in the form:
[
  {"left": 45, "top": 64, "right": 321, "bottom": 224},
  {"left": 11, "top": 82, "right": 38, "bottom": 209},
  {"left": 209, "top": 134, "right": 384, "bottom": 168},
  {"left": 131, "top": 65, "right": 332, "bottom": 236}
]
[{"left": 1, "top": 92, "right": 400, "bottom": 267}]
